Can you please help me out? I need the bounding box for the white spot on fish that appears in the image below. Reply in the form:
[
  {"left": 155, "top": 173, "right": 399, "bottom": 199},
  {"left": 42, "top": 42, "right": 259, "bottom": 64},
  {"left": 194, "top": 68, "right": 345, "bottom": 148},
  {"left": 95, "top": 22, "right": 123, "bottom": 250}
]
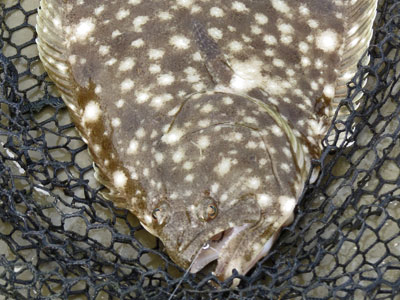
[
  {"left": 255, "top": 13, "right": 268, "bottom": 25},
  {"left": 210, "top": 7, "right": 224, "bottom": 17},
  {"left": 98, "top": 45, "right": 110, "bottom": 56},
  {"left": 116, "top": 8, "right": 130, "bottom": 20},
  {"left": 280, "top": 35, "right": 293, "bottom": 45},
  {"left": 232, "top": 1, "right": 248, "bottom": 12},
  {"left": 149, "top": 64, "right": 161, "bottom": 74},
  {"left": 301, "top": 56, "right": 311, "bottom": 67},
  {"left": 278, "top": 23, "right": 294, "bottom": 35},
  {"left": 133, "top": 16, "right": 149, "bottom": 32},
  {"left": 92, "top": 144, "right": 101, "bottom": 153},
  {"left": 111, "top": 117, "right": 121, "bottom": 127},
  {"left": 128, "top": 0, "right": 142, "bottom": 4},
  {"left": 131, "top": 38, "right": 144, "bottom": 47},
  {"left": 172, "top": 148, "right": 185, "bottom": 163},
  {"left": 83, "top": 101, "right": 101, "bottom": 123},
  {"left": 247, "top": 177, "right": 261, "bottom": 189},
  {"left": 281, "top": 163, "right": 290, "bottom": 173},
  {"left": 157, "top": 73, "right": 175, "bottom": 86},
  {"left": 136, "top": 91, "right": 150, "bottom": 103},
  {"left": 158, "top": 11, "right": 172, "bottom": 21},
  {"left": 150, "top": 94, "right": 173, "bottom": 108},
  {"left": 135, "top": 127, "right": 146, "bottom": 138},
  {"left": 111, "top": 30, "right": 122, "bottom": 38},
  {"left": 271, "top": 125, "right": 284, "bottom": 137},
  {"left": 223, "top": 97, "right": 233, "bottom": 105},
  {"left": 148, "top": 48, "right": 165, "bottom": 60},
  {"left": 162, "top": 128, "right": 185, "bottom": 144},
  {"left": 258, "top": 194, "right": 272, "bottom": 208},
  {"left": 120, "top": 79, "right": 134, "bottom": 92},
  {"left": 197, "top": 136, "right": 210, "bottom": 149},
  {"left": 228, "top": 41, "right": 243, "bottom": 52},
  {"left": 94, "top": 5, "right": 105, "bottom": 16},
  {"left": 118, "top": 58, "right": 135, "bottom": 72},
  {"left": 116, "top": 99, "right": 125, "bottom": 108},
  {"left": 273, "top": 58, "right": 285, "bottom": 68},
  {"left": 279, "top": 196, "right": 296, "bottom": 215},
  {"left": 316, "top": 30, "right": 339, "bottom": 52},
  {"left": 154, "top": 152, "right": 164, "bottom": 164},
  {"left": 169, "top": 35, "right": 190, "bottom": 49},
  {"left": 127, "top": 139, "right": 139, "bottom": 154},
  {"left": 113, "top": 170, "right": 127, "bottom": 188},
  {"left": 183, "top": 161, "right": 193, "bottom": 170},
  {"left": 271, "top": 0, "right": 291, "bottom": 15},
  {"left": 177, "top": 0, "right": 194, "bottom": 7},
  {"left": 323, "top": 84, "right": 335, "bottom": 98},
  {"left": 105, "top": 58, "right": 117, "bottom": 66},
  {"left": 299, "top": 42, "right": 309, "bottom": 53},
  {"left": 214, "top": 157, "right": 232, "bottom": 177},
  {"left": 185, "top": 174, "right": 194, "bottom": 182},
  {"left": 263, "top": 35, "right": 277, "bottom": 45},
  {"left": 74, "top": 18, "right": 95, "bottom": 41},
  {"left": 307, "top": 19, "right": 319, "bottom": 29},
  {"left": 251, "top": 25, "right": 262, "bottom": 35},
  {"left": 299, "top": 5, "right": 310, "bottom": 16},
  {"left": 200, "top": 103, "right": 214, "bottom": 113},
  {"left": 208, "top": 28, "right": 223, "bottom": 40}
]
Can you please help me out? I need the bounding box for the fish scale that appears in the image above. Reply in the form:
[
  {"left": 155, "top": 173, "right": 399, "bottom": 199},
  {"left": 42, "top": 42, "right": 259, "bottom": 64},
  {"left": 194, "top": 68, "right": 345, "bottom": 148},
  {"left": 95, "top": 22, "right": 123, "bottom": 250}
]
[{"left": 36, "top": 0, "right": 377, "bottom": 281}]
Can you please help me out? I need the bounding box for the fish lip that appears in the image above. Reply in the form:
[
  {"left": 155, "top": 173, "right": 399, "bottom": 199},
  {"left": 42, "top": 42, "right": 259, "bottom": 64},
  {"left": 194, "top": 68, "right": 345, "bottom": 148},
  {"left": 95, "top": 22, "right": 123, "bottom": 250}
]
[
  {"left": 178, "top": 197, "right": 262, "bottom": 268},
  {"left": 189, "top": 223, "right": 252, "bottom": 274},
  {"left": 181, "top": 222, "right": 239, "bottom": 255}
]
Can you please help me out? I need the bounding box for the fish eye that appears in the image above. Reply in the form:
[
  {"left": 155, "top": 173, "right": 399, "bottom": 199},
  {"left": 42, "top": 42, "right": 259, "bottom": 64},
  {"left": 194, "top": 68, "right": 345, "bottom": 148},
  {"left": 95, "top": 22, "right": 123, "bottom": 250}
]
[
  {"left": 206, "top": 204, "right": 218, "bottom": 220},
  {"left": 152, "top": 208, "right": 161, "bottom": 220},
  {"left": 198, "top": 197, "right": 218, "bottom": 221},
  {"left": 152, "top": 203, "right": 169, "bottom": 225}
]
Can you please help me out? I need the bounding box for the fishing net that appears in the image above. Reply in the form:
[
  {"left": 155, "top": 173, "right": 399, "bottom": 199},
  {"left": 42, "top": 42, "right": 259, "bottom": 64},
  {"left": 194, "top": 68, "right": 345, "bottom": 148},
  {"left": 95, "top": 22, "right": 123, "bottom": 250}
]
[{"left": 0, "top": 0, "right": 399, "bottom": 299}]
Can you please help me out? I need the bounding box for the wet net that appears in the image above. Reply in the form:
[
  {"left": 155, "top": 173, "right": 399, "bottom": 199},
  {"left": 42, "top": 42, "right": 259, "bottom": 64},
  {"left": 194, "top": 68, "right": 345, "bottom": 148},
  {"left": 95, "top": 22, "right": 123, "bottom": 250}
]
[{"left": 0, "top": 0, "right": 399, "bottom": 299}]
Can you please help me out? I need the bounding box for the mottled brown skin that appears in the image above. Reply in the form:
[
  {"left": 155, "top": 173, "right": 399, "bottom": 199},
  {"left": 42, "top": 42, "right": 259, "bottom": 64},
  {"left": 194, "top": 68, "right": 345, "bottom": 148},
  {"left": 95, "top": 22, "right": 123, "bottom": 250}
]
[{"left": 37, "top": 0, "right": 377, "bottom": 281}]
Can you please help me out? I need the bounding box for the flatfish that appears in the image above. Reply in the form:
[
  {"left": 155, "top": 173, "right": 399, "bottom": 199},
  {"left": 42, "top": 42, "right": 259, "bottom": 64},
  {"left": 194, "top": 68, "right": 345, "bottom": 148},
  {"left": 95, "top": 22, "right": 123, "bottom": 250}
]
[{"left": 36, "top": 0, "right": 377, "bottom": 281}]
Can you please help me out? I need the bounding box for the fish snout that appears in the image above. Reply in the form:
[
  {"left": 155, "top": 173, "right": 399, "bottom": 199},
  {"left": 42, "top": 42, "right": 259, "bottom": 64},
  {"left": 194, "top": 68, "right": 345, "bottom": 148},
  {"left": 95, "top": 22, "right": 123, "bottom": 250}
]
[{"left": 173, "top": 195, "right": 262, "bottom": 272}]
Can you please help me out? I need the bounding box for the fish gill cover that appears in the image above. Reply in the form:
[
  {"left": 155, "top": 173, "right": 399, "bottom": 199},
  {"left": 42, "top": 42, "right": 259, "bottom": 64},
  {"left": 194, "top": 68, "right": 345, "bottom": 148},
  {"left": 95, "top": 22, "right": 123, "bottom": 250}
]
[{"left": 0, "top": 0, "right": 399, "bottom": 299}]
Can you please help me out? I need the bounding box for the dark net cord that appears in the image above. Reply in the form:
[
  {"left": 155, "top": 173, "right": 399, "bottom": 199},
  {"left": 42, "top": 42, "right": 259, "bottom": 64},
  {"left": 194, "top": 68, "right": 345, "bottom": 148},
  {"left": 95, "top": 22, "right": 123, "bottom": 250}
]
[{"left": 0, "top": 0, "right": 400, "bottom": 299}]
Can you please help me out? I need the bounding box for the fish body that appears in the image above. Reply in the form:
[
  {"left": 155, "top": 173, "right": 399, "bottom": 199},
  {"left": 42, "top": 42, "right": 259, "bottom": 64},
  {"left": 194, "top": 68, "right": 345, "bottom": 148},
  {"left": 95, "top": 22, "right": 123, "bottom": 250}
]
[{"left": 37, "top": 0, "right": 377, "bottom": 281}]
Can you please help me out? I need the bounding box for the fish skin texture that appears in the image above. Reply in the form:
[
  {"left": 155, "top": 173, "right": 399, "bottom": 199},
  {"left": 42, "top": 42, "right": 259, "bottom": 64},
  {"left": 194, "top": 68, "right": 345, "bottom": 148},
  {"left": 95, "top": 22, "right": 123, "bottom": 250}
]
[{"left": 36, "top": 0, "right": 377, "bottom": 281}]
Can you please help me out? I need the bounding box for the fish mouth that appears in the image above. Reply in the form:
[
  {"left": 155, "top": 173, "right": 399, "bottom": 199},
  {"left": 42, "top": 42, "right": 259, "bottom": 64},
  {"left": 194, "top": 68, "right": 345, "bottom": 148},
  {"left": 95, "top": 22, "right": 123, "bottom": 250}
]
[{"left": 189, "top": 224, "right": 251, "bottom": 274}]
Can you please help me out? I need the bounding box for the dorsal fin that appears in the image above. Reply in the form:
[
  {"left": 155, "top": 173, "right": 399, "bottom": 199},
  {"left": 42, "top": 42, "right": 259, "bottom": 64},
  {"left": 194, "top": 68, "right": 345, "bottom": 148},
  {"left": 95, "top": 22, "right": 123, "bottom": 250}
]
[
  {"left": 36, "top": 0, "right": 76, "bottom": 110},
  {"left": 334, "top": 0, "right": 378, "bottom": 103},
  {"left": 326, "top": 0, "right": 378, "bottom": 147},
  {"left": 37, "top": 0, "right": 137, "bottom": 210}
]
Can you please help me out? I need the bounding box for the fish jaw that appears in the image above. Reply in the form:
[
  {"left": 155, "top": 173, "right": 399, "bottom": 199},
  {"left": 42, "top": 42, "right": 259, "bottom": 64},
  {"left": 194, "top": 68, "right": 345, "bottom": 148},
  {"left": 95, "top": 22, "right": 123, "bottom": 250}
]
[
  {"left": 189, "top": 224, "right": 252, "bottom": 274},
  {"left": 157, "top": 195, "right": 263, "bottom": 271},
  {"left": 188, "top": 210, "right": 294, "bottom": 282}
]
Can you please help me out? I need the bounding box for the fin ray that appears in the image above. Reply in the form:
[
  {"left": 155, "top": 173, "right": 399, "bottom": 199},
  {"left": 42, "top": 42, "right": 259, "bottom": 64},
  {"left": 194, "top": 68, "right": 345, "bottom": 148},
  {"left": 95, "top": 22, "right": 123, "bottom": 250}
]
[{"left": 334, "top": 0, "right": 378, "bottom": 102}]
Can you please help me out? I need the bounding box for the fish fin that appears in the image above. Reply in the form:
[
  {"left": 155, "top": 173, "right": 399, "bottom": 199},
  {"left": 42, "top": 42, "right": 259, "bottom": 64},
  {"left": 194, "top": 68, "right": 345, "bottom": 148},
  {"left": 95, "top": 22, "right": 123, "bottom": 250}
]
[
  {"left": 327, "top": 0, "right": 378, "bottom": 147},
  {"left": 333, "top": 0, "right": 378, "bottom": 105},
  {"left": 37, "top": 0, "right": 133, "bottom": 209},
  {"left": 36, "top": 0, "right": 75, "bottom": 105}
]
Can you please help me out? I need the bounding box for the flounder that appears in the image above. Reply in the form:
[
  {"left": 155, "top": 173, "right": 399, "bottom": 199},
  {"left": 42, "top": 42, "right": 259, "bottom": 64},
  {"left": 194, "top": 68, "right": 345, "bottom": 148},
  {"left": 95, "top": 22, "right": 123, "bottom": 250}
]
[{"left": 36, "top": 0, "right": 377, "bottom": 281}]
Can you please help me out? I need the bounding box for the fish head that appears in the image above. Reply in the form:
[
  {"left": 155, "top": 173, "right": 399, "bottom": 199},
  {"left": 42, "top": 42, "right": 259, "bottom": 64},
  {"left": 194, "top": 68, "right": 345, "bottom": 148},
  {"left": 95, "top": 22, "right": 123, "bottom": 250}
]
[{"left": 139, "top": 92, "right": 303, "bottom": 281}]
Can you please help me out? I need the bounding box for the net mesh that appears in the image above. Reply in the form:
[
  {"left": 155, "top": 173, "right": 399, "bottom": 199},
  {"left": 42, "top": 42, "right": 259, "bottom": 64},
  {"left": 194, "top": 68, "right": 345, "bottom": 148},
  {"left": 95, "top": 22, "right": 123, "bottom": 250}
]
[{"left": 0, "top": 0, "right": 400, "bottom": 299}]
